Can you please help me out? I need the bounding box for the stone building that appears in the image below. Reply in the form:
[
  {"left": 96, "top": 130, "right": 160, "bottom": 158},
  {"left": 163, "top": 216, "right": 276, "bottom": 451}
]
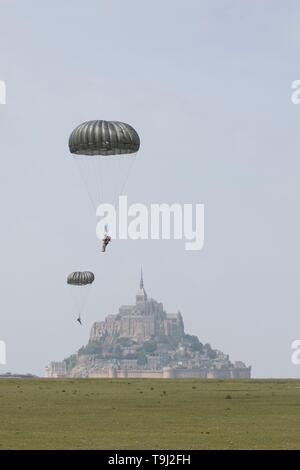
[
  {"left": 45, "top": 361, "right": 67, "bottom": 378},
  {"left": 89, "top": 270, "right": 184, "bottom": 343}
]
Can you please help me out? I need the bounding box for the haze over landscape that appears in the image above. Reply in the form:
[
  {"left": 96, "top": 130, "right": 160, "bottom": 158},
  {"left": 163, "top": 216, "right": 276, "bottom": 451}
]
[{"left": 0, "top": 0, "right": 300, "bottom": 378}]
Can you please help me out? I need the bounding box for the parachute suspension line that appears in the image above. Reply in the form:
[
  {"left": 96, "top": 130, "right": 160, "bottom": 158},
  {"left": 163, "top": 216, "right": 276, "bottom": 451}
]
[
  {"left": 113, "top": 153, "right": 137, "bottom": 208},
  {"left": 75, "top": 157, "right": 97, "bottom": 212},
  {"left": 68, "top": 286, "right": 79, "bottom": 316},
  {"left": 68, "top": 284, "right": 92, "bottom": 318},
  {"left": 96, "top": 157, "right": 103, "bottom": 208},
  {"left": 89, "top": 156, "right": 104, "bottom": 209},
  {"left": 111, "top": 155, "right": 119, "bottom": 206},
  {"left": 89, "top": 156, "right": 100, "bottom": 208},
  {"left": 86, "top": 157, "right": 96, "bottom": 209},
  {"left": 89, "top": 155, "right": 137, "bottom": 213},
  {"left": 79, "top": 284, "right": 92, "bottom": 313},
  {"left": 97, "top": 156, "right": 104, "bottom": 206}
]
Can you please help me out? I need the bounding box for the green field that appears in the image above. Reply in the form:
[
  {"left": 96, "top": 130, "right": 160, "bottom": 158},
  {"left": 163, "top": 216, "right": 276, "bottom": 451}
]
[{"left": 0, "top": 378, "right": 300, "bottom": 449}]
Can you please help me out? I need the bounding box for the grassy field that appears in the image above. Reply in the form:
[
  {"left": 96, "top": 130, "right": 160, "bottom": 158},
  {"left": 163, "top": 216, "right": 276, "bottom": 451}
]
[{"left": 0, "top": 378, "right": 300, "bottom": 449}]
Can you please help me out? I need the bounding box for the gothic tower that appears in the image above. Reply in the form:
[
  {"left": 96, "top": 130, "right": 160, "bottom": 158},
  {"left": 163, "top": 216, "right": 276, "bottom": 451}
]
[{"left": 136, "top": 267, "right": 148, "bottom": 305}]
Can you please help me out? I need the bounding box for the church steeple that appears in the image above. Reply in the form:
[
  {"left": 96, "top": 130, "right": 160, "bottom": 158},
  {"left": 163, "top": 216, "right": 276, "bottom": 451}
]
[{"left": 136, "top": 267, "right": 147, "bottom": 304}]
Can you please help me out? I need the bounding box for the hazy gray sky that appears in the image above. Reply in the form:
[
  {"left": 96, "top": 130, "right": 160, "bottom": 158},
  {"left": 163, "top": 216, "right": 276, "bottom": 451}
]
[{"left": 0, "top": 0, "right": 300, "bottom": 377}]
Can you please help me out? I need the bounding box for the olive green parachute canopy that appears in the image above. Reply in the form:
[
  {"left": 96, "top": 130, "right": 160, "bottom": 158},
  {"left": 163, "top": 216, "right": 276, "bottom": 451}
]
[
  {"left": 67, "top": 271, "right": 95, "bottom": 286},
  {"left": 69, "top": 120, "right": 140, "bottom": 156}
]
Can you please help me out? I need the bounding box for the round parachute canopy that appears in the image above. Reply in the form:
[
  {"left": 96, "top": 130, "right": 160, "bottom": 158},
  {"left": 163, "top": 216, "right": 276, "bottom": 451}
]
[
  {"left": 69, "top": 120, "right": 140, "bottom": 156},
  {"left": 67, "top": 271, "right": 95, "bottom": 286}
]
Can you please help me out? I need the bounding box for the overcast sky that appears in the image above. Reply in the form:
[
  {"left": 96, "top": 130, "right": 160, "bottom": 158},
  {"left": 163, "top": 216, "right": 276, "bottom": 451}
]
[{"left": 0, "top": 0, "right": 300, "bottom": 377}]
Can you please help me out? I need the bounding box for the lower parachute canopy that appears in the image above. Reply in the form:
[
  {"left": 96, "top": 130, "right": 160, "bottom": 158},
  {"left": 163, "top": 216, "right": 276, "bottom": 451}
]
[{"left": 67, "top": 271, "right": 95, "bottom": 286}]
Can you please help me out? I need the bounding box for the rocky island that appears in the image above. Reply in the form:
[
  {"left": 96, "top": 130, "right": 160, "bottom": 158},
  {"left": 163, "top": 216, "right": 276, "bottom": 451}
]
[{"left": 46, "top": 270, "right": 251, "bottom": 379}]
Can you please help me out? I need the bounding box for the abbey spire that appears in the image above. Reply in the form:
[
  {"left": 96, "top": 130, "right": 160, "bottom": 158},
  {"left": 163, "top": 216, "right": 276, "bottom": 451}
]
[{"left": 136, "top": 267, "right": 147, "bottom": 304}]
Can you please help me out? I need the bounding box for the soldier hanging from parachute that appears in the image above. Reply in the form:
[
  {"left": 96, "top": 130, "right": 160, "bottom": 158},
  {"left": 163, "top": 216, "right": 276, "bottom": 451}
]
[
  {"left": 102, "top": 225, "right": 111, "bottom": 252},
  {"left": 67, "top": 271, "right": 95, "bottom": 324},
  {"left": 68, "top": 120, "right": 140, "bottom": 252}
]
